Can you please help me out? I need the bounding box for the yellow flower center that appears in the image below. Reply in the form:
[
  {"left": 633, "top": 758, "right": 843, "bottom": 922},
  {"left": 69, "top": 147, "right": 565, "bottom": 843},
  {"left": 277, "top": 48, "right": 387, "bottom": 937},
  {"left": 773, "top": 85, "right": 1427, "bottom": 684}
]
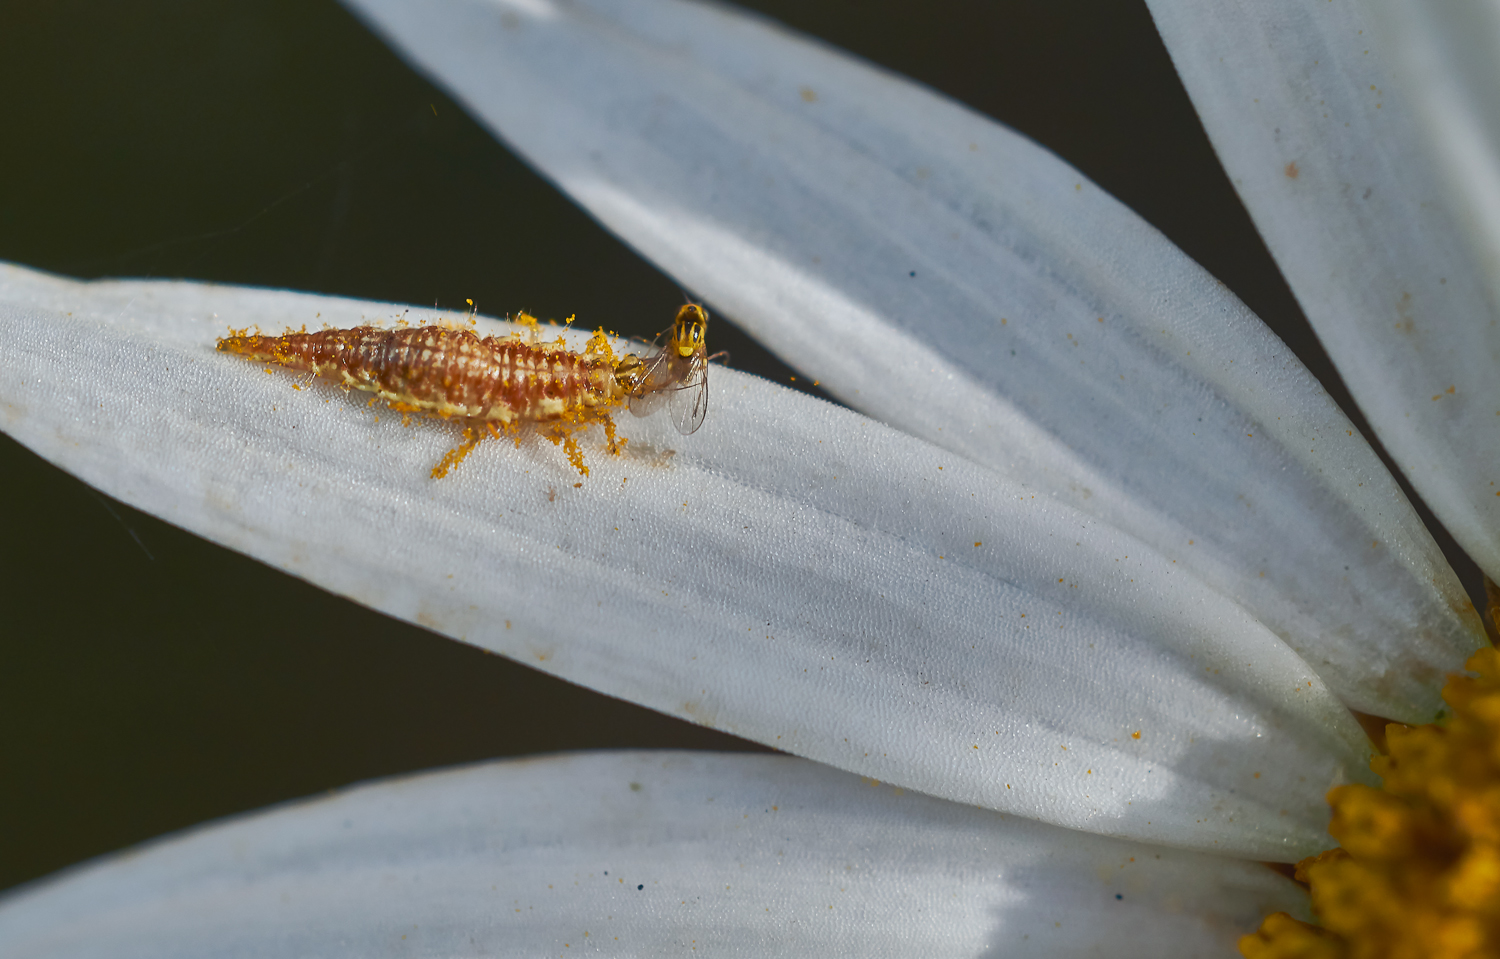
[{"left": 1240, "top": 643, "right": 1500, "bottom": 959}]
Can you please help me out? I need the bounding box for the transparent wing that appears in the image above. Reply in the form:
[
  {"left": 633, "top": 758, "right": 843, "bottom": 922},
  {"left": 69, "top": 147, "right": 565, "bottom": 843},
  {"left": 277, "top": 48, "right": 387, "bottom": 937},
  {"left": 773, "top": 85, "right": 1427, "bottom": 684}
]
[
  {"left": 667, "top": 355, "right": 709, "bottom": 435},
  {"left": 626, "top": 388, "right": 670, "bottom": 418},
  {"left": 626, "top": 338, "right": 708, "bottom": 433},
  {"left": 626, "top": 348, "right": 674, "bottom": 419}
]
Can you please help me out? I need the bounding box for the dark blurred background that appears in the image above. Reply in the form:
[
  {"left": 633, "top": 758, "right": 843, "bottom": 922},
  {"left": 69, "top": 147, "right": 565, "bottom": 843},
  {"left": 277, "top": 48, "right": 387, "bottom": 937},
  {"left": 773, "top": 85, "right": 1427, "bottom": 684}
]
[{"left": 0, "top": 1, "right": 1482, "bottom": 893}]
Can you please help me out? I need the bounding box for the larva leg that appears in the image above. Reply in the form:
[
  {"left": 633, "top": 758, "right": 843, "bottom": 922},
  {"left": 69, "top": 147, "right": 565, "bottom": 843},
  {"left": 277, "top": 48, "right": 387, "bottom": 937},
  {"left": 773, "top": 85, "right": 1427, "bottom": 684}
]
[
  {"left": 431, "top": 426, "right": 484, "bottom": 479},
  {"left": 545, "top": 426, "right": 590, "bottom": 477},
  {"left": 600, "top": 413, "right": 625, "bottom": 456}
]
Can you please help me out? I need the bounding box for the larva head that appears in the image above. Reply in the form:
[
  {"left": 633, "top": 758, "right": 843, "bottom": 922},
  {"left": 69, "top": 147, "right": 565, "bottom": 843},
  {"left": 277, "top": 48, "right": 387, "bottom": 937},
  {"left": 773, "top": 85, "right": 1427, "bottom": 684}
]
[
  {"left": 673, "top": 304, "right": 708, "bottom": 358},
  {"left": 613, "top": 353, "right": 646, "bottom": 393}
]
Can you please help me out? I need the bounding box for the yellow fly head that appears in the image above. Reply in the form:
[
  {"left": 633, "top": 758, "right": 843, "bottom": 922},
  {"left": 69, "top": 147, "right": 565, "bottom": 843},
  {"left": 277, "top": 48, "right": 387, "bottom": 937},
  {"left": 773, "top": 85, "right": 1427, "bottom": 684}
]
[{"left": 673, "top": 304, "right": 708, "bottom": 357}]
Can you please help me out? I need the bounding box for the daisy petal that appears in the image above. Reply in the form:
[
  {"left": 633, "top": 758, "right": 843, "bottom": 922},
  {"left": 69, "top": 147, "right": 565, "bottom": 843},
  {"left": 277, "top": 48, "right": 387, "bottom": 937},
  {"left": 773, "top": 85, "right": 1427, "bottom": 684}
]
[
  {"left": 342, "top": 0, "right": 1487, "bottom": 722},
  {"left": 0, "top": 751, "right": 1310, "bottom": 958},
  {"left": 1, "top": 264, "right": 1371, "bottom": 857},
  {"left": 1378, "top": 1, "right": 1500, "bottom": 288},
  {"left": 1148, "top": 1, "right": 1500, "bottom": 583}
]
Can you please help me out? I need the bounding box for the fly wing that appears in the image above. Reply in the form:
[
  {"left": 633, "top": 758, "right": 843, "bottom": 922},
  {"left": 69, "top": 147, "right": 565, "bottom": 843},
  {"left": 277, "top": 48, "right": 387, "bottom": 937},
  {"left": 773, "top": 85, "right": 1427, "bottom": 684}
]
[
  {"left": 667, "top": 355, "right": 709, "bottom": 435},
  {"left": 627, "top": 347, "right": 708, "bottom": 433},
  {"left": 626, "top": 349, "right": 674, "bottom": 419},
  {"left": 628, "top": 388, "right": 670, "bottom": 419}
]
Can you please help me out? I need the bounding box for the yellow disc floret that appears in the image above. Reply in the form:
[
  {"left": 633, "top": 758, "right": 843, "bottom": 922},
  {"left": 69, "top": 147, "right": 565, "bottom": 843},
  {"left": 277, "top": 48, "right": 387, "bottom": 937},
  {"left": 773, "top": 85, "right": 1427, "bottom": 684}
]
[{"left": 1242, "top": 645, "right": 1500, "bottom": 959}]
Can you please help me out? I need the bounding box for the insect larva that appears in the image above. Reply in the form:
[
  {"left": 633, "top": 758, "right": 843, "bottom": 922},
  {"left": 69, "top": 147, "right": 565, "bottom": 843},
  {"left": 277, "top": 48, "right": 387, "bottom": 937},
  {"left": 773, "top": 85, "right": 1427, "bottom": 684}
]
[{"left": 217, "top": 306, "right": 716, "bottom": 478}]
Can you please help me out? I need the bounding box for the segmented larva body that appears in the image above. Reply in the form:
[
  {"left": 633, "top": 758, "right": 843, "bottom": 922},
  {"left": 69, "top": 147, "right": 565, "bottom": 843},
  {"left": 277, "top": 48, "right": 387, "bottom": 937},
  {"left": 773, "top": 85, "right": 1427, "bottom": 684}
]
[
  {"left": 217, "top": 320, "right": 633, "bottom": 477},
  {"left": 218, "top": 325, "right": 625, "bottom": 423}
]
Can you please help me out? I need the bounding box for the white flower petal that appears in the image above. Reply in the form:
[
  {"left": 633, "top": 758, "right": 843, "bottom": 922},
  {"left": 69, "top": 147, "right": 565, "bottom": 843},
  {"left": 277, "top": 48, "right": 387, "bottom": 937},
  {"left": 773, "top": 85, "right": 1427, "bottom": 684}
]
[
  {"left": 0, "top": 263, "right": 1372, "bottom": 858},
  {"left": 1377, "top": 1, "right": 1500, "bottom": 291},
  {"left": 0, "top": 751, "right": 1310, "bottom": 958},
  {"left": 342, "top": 0, "right": 1486, "bottom": 722},
  {"left": 1148, "top": 1, "right": 1500, "bottom": 585}
]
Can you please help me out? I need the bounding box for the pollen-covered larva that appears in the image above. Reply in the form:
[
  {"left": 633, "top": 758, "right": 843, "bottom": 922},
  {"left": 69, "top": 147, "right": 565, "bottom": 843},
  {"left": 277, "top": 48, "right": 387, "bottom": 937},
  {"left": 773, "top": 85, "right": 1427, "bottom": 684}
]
[{"left": 217, "top": 306, "right": 714, "bottom": 478}]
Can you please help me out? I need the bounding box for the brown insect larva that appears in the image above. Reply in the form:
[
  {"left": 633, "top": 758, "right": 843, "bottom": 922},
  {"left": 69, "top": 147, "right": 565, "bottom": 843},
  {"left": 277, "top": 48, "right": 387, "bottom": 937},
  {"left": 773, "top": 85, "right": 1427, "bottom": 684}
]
[
  {"left": 218, "top": 307, "right": 720, "bottom": 477},
  {"left": 218, "top": 314, "right": 648, "bottom": 477}
]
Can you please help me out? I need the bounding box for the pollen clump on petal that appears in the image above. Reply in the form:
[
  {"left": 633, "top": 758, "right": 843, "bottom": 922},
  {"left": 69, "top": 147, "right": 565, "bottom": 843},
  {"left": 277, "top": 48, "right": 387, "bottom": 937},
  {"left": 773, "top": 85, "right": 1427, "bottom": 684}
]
[{"left": 1241, "top": 646, "right": 1500, "bottom": 959}]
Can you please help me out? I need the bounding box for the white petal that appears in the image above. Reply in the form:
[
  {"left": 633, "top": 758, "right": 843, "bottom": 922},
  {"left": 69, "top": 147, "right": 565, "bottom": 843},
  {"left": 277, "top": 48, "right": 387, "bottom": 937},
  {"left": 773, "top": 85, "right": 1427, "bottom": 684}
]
[
  {"left": 1378, "top": 1, "right": 1500, "bottom": 289},
  {"left": 0, "top": 264, "right": 1372, "bottom": 858},
  {"left": 1148, "top": 1, "right": 1500, "bottom": 585},
  {"left": 0, "top": 751, "right": 1309, "bottom": 958},
  {"left": 342, "top": 0, "right": 1486, "bottom": 722}
]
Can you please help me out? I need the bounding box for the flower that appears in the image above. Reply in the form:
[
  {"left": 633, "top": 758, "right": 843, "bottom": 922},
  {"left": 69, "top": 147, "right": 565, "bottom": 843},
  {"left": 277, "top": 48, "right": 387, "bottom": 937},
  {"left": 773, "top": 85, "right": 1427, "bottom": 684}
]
[{"left": 0, "top": 1, "right": 1494, "bottom": 955}]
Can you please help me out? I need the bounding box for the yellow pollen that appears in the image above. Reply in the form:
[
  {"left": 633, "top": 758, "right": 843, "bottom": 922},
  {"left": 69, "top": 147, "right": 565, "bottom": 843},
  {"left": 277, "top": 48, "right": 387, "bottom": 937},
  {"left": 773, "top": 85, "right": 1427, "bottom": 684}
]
[{"left": 1241, "top": 645, "right": 1500, "bottom": 959}]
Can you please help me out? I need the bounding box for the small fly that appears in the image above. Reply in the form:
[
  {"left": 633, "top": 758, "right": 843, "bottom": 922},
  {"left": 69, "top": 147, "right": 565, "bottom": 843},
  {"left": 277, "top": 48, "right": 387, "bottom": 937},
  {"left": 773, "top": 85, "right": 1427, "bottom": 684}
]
[{"left": 616, "top": 303, "right": 723, "bottom": 435}]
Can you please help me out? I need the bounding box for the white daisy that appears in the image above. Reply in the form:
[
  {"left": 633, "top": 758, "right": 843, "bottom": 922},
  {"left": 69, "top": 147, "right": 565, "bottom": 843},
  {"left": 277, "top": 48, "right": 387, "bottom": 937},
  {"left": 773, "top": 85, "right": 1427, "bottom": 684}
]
[{"left": 0, "top": 2, "right": 1494, "bottom": 955}]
